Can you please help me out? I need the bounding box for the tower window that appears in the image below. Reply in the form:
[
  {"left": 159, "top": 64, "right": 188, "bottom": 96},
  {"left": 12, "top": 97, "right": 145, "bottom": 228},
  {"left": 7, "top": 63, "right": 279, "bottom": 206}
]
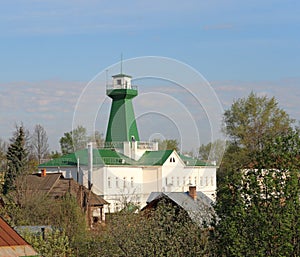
[{"left": 117, "top": 79, "right": 121, "bottom": 85}]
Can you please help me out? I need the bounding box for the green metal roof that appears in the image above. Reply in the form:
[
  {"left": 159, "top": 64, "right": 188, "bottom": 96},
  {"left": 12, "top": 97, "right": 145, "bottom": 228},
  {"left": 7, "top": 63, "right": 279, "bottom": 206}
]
[
  {"left": 138, "top": 150, "right": 173, "bottom": 166},
  {"left": 39, "top": 149, "right": 137, "bottom": 168},
  {"left": 179, "top": 154, "right": 211, "bottom": 166},
  {"left": 112, "top": 73, "right": 132, "bottom": 78},
  {"left": 39, "top": 149, "right": 211, "bottom": 168}
]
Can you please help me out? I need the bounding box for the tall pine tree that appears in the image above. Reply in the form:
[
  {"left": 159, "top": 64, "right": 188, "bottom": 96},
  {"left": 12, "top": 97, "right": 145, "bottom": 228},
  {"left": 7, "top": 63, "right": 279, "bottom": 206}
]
[{"left": 3, "top": 126, "right": 28, "bottom": 194}]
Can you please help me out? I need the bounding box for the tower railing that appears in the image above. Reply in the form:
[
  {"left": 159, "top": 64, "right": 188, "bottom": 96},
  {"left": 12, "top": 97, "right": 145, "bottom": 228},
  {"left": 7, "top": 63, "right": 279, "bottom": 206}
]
[
  {"left": 102, "top": 141, "right": 157, "bottom": 151},
  {"left": 106, "top": 83, "right": 138, "bottom": 90}
]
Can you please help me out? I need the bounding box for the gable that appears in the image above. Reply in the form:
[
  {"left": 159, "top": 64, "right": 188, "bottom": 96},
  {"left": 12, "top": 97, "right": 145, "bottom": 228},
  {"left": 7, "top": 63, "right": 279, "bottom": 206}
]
[
  {"left": 0, "top": 217, "right": 39, "bottom": 256},
  {"left": 163, "top": 151, "right": 185, "bottom": 167}
]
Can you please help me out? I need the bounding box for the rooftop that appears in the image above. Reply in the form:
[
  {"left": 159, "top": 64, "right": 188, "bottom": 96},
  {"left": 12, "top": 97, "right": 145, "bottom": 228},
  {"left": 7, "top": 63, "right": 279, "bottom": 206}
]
[{"left": 39, "top": 148, "right": 213, "bottom": 168}]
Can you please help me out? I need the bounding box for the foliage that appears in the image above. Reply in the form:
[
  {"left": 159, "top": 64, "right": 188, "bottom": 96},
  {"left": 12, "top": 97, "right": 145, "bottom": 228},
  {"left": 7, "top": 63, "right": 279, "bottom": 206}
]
[
  {"left": 3, "top": 125, "right": 28, "bottom": 194},
  {"left": 212, "top": 129, "right": 300, "bottom": 256},
  {"left": 154, "top": 139, "right": 179, "bottom": 152},
  {"left": 1, "top": 186, "right": 87, "bottom": 254},
  {"left": 31, "top": 124, "right": 49, "bottom": 164},
  {"left": 219, "top": 92, "right": 294, "bottom": 182},
  {"left": 60, "top": 130, "right": 76, "bottom": 155},
  {"left": 90, "top": 131, "right": 105, "bottom": 148},
  {"left": 22, "top": 229, "right": 75, "bottom": 257},
  {"left": 96, "top": 200, "right": 210, "bottom": 256},
  {"left": 49, "top": 150, "right": 62, "bottom": 159},
  {"left": 223, "top": 92, "right": 293, "bottom": 151},
  {"left": 198, "top": 139, "right": 226, "bottom": 165},
  {"left": 59, "top": 126, "right": 104, "bottom": 154}
]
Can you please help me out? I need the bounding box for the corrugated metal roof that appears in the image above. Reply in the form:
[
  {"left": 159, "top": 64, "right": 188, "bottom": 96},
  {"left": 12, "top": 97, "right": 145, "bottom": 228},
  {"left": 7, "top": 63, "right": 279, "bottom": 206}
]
[
  {"left": 145, "top": 191, "right": 215, "bottom": 225},
  {"left": 0, "top": 216, "right": 39, "bottom": 256},
  {"left": 39, "top": 149, "right": 211, "bottom": 168},
  {"left": 138, "top": 150, "right": 173, "bottom": 166},
  {"left": 39, "top": 149, "right": 136, "bottom": 167},
  {"left": 179, "top": 154, "right": 211, "bottom": 166}
]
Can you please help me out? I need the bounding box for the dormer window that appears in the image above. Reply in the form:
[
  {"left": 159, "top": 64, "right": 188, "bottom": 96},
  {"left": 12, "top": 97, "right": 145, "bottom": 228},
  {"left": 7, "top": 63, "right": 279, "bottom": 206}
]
[{"left": 169, "top": 157, "right": 175, "bottom": 163}]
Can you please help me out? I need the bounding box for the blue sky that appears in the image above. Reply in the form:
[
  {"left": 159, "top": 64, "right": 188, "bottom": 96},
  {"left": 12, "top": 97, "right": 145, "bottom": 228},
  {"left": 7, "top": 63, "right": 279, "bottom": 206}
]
[{"left": 0, "top": 0, "right": 299, "bottom": 151}]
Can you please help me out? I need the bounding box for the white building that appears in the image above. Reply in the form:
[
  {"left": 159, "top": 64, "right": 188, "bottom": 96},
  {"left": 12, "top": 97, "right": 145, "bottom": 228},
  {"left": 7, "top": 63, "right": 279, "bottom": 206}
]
[{"left": 39, "top": 73, "right": 217, "bottom": 213}]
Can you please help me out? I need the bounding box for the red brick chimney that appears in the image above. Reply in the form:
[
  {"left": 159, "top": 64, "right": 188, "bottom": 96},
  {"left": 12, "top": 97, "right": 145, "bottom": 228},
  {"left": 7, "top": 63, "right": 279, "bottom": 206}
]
[
  {"left": 41, "top": 169, "right": 46, "bottom": 177},
  {"left": 189, "top": 186, "right": 197, "bottom": 200}
]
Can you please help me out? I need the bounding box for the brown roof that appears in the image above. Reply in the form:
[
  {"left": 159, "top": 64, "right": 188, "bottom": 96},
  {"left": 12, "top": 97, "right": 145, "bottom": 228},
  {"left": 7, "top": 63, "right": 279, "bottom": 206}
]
[
  {"left": 0, "top": 217, "right": 27, "bottom": 247},
  {"left": 0, "top": 216, "right": 39, "bottom": 256},
  {"left": 20, "top": 173, "right": 108, "bottom": 206}
]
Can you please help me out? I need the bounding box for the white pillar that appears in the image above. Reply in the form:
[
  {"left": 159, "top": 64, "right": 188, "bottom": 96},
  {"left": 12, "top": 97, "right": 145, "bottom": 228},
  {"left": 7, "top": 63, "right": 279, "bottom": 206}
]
[{"left": 88, "top": 142, "right": 93, "bottom": 190}]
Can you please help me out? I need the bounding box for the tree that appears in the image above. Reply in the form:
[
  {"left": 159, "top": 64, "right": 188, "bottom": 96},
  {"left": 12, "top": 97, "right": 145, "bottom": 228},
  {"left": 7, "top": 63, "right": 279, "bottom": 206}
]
[
  {"left": 90, "top": 131, "right": 104, "bottom": 148},
  {"left": 0, "top": 138, "right": 7, "bottom": 184},
  {"left": 60, "top": 126, "right": 87, "bottom": 155},
  {"left": 224, "top": 92, "right": 293, "bottom": 152},
  {"left": 97, "top": 200, "right": 210, "bottom": 256},
  {"left": 3, "top": 125, "right": 28, "bottom": 194},
  {"left": 60, "top": 127, "right": 105, "bottom": 155},
  {"left": 31, "top": 124, "right": 49, "bottom": 164},
  {"left": 198, "top": 139, "right": 226, "bottom": 165},
  {"left": 22, "top": 229, "right": 74, "bottom": 257},
  {"left": 219, "top": 92, "right": 294, "bottom": 181},
  {"left": 212, "top": 129, "right": 300, "bottom": 256},
  {"left": 154, "top": 139, "right": 179, "bottom": 152},
  {"left": 60, "top": 131, "right": 74, "bottom": 155}
]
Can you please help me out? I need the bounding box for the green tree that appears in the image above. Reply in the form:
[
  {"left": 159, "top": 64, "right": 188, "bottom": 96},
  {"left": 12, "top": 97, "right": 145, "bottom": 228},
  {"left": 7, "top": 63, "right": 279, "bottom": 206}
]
[
  {"left": 224, "top": 92, "right": 293, "bottom": 151},
  {"left": 22, "top": 229, "right": 74, "bottom": 257},
  {"left": 60, "top": 131, "right": 75, "bottom": 155},
  {"left": 3, "top": 125, "right": 28, "bottom": 194},
  {"left": 219, "top": 92, "right": 294, "bottom": 181},
  {"left": 97, "top": 200, "right": 210, "bottom": 256},
  {"left": 90, "top": 130, "right": 104, "bottom": 148},
  {"left": 0, "top": 138, "right": 7, "bottom": 190},
  {"left": 59, "top": 127, "right": 104, "bottom": 155},
  {"left": 154, "top": 139, "right": 179, "bottom": 152},
  {"left": 198, "top": 139, "right": 226, "bottom": 165},
  {"left": 212, "top": 129, "right": 300, "bottom": 256}
]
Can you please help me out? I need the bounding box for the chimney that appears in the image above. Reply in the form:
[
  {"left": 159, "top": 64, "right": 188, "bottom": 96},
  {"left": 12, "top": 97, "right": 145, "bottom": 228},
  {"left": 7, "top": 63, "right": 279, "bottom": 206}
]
[
  {"left": 189, "top": 186, "right": 197, "bottom": 200},
  {"left": 41, "top": 169, "right": 46, "bottom": 177}
]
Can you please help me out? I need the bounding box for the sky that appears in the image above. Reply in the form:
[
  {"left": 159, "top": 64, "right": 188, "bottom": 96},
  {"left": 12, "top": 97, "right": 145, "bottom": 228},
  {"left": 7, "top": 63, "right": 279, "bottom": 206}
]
[{"left": 0, "top": 0, "right": 299, "bottom": 152}]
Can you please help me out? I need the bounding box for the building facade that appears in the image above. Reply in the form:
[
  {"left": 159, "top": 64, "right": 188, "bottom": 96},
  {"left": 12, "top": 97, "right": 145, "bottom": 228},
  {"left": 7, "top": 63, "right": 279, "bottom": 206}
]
[{"left": 39, "top": 73, "right": 217, "bottom": 213}]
